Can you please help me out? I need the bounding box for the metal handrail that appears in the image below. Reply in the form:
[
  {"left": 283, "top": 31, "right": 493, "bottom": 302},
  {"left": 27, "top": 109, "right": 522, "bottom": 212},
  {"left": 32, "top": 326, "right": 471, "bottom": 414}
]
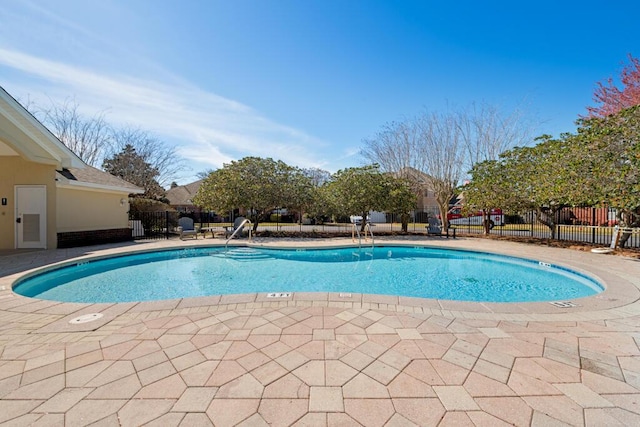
[
  {"left": 225, "top": 219, "right": 253, "bottom": 249},
  {"left": 364, "top": 222, "right": 374, "bottom": 249},
  {"left": 351, "top": 222, "right": 374, "bottom": 248}
]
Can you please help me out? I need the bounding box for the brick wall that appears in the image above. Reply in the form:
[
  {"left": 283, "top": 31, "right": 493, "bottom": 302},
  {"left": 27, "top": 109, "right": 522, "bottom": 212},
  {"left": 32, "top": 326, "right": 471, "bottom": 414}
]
[{"left": 57, "top": 228, "right": 133, "bottom": 249}]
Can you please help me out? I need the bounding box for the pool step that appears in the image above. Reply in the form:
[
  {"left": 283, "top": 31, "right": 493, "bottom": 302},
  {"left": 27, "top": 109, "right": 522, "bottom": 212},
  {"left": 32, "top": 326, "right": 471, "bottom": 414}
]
[
  {"left": 352, "top": 251, "right": 374, "bottom": 258},
  {"left": 216, "top": 247, "right": 271, "bottom": 261}
]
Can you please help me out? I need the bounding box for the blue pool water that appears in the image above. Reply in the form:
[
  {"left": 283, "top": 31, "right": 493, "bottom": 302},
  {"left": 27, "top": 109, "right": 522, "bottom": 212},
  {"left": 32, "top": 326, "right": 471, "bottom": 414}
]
[{"left": 13, "top": 246, "right": 603, "bottom": 303}]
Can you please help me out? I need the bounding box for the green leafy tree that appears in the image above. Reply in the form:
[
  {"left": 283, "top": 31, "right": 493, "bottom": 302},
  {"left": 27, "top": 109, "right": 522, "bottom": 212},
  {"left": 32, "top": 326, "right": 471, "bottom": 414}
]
[
  {"left": 500, "top": 138, "right": 577, "bottom": 238},
  {"left": 193, "top": 157, "right": 305, "bottom": 231},
  {"left": 521, "top": 110, "right": 638, "bottom": 240},
  {"left": 384, "top": 177, "right": 418, "bottom": 232},
  {"left": 324, "top": 165, "right": 393, "bottom": 232},
  {"left": 300, "top": 168, "right": 333, "bottom": 224},
  {"left": 467, "top": 106, "right": 640, "bottom": 240},
  {"left": 573, "top": 106, "right": 640, "bottom": 212},
  {"left": 102, "top": 144, "right": 165, "bottom": 199},
  {"left": 572, "top": 106, "right": 640, "bottom": 245},
  {"left": 278, "top": 167, "right": 315, "bottom": 228},
  {"left": 313, "top": 183, "right": 339, "bottom": 223},
  {"left": 286, "top": 168, "right": 333, "bottom": 227},
  {"left": 464, "top": 135, "right": 578, "bottom": 238},
  {"left": 463, "top": 159, "right": 516, "bottom": 234}
]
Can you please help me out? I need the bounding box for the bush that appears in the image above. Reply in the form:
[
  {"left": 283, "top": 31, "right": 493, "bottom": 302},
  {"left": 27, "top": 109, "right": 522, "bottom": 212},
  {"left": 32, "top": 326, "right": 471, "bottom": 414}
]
[
  {"left": 270, "top": 213, "right": 294, "bottom": 222},
  {"left": 129, "top": 197, "right": 174, "bottom": 215},
  {"left": 504, "top": 214, "right": 524, "bottom": 224}
]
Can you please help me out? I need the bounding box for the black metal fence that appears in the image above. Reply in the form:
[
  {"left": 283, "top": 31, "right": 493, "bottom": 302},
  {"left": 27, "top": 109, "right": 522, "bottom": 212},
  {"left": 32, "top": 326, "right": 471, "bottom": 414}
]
[
  {"left": 128, "top": 210, "right": 233, "bottom": 241},
  {"left": 129, "top": 211, "right": 180, "bottom": 241},
  {"left": 420, "top": 206, "right": 639, "bottom": 249},
  {"left": 452, "top": 219, "right": 639, "bottom": 247},
  {"left": 128, "top": 206, "right": 639, "bottom": 249}
]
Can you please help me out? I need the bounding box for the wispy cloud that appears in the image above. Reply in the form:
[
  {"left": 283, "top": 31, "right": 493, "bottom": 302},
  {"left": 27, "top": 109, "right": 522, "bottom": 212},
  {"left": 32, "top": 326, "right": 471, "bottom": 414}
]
[
  {"left": 0, "top": 47, "right": 333, "bottom": 178},
  {"left": 0, "top": 1, "right": 361, "bottom": 181}
]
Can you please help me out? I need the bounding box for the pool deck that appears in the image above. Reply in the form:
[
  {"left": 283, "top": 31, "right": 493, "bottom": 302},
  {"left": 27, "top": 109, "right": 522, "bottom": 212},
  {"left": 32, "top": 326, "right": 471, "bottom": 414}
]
[{"left": 1, "top": 236, "right": 639, "bottom": 426}]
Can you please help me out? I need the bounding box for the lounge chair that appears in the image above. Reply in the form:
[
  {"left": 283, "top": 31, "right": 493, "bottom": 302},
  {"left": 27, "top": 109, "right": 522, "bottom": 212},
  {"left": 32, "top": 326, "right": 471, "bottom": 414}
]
[
  {"left": 178, "top": 217, "right": 200, "bottom": 240},
  {"left": 427, "top": 217, "right": 443, "bottom": 236},
  {"left": 225, "top": 216, "right": 247, "bottom": 238},
  {"left": 426, "top": 217, "right": 455, "bottom": 238}
]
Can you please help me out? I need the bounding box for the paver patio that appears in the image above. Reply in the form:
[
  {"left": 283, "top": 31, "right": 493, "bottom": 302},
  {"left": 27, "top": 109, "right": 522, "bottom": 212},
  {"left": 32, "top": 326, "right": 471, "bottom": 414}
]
[{"left": 1, "top": 236, "right": 639, "bottom": 426}]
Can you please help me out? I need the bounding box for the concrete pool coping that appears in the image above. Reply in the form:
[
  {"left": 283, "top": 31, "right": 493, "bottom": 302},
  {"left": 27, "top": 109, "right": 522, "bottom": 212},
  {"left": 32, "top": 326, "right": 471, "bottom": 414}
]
[
  {"left": 1, "top": 236, "right": 640, "bottom": 426},
  {"left": 3, "top": 236, "right": 640, "bottom": 323}
]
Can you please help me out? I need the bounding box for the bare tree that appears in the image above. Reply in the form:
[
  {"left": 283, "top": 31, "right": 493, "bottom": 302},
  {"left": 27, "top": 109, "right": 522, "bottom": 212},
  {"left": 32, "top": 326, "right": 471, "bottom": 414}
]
[
  {"left": 108, "top": 127, "right": 186, "bottom": 188},
  {"left": 36, "top": 98, "right": 111, "bottom": 166},
  {"left": 301, "top": 167, "right": 332, "bottom": 187},
  {"left": 457, "top": 100, "right": 537, "bottom": 169},
  {"left": 361, "top": 111, "right": 465, "bottom": 227},
  {"left": 416, "top": 110, "right": 466, "bottom": 229},
  {"left": 361, "top": 119, "right": 428, "bottom": 210},
  {"left": 362, "top": 102, "right": 537, "bottom": 229},
  {"left": 196, "top": 169, "right": 216, "bottom": 180},
  {"left": 362, "top": 119, "right": 425, "bottom": 177},
  {"left": 17, "top": 94, "right": 39, "bottom": 116},
  {"left": 24, "top": 97, "right": 189, "bottom": 190}
]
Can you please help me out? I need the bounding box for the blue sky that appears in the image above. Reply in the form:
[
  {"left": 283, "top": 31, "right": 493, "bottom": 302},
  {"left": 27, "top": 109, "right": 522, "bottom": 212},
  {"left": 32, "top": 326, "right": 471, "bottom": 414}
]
[{"left": 1, "top": 1, "right": 638, "bottom": 184}]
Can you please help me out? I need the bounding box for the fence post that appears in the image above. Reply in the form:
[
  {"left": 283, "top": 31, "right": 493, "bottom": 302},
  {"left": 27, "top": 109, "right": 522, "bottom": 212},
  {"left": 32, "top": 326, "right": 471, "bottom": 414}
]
[
  {"left": 591, "top": 207, "right": 596, "bottom": 244},
  {"left": 530, "top": 210, "right": 534, "bottom": 237},
  {"left": 165, "top": 211, "right": 170, "bottom": 240}
]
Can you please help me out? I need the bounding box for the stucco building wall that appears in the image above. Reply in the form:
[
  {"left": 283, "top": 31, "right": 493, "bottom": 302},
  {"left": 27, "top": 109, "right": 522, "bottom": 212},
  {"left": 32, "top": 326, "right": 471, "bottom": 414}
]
[
  {"left": 0, "top": 156, "right": 57, "bottom": 250},
  {"left": 56, "top": 188, "right": 130, "bottom": 232}
]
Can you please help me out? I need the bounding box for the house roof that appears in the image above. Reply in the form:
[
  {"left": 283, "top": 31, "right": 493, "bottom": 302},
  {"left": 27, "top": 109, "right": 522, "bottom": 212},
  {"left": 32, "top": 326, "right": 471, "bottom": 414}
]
[
  {"left": 1, "top": 85, "right": 143, "bottom": 195},
  {"left": 166, "top": 180, "right": 203, "bottom": 206},
  {"left": 0, "top": 86, "right": 84, "bottom": 169},
  {"left": 396, "top": 167, "right": 434, "bottom": 184},
  {"left": 56, "top": 166, "right": 144, "bottom": 194}
]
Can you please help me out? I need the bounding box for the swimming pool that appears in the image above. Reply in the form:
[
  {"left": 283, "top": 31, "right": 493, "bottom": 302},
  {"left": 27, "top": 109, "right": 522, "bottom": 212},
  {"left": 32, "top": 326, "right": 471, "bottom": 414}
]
[{"left": 13, "top": 245, "right": 603, "bottom": 303}]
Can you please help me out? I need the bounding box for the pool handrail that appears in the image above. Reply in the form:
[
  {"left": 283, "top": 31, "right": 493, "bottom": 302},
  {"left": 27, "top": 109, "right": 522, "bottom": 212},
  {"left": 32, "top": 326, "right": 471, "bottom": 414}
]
[
  {"left": 225, "top": 218, "right": 253, "bottom": 249},
  {"left": 351, "top": 222, "right": 374, "bottom": 249}
]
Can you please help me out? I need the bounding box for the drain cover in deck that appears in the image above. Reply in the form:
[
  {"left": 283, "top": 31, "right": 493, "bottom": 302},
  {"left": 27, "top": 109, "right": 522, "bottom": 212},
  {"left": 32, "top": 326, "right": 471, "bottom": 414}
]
[
  {"left": 548, "top": 301, "right": 578, "bottom": 308},
  {"left": 69, "top": 313, "right": 104, "bottom": 324}
]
